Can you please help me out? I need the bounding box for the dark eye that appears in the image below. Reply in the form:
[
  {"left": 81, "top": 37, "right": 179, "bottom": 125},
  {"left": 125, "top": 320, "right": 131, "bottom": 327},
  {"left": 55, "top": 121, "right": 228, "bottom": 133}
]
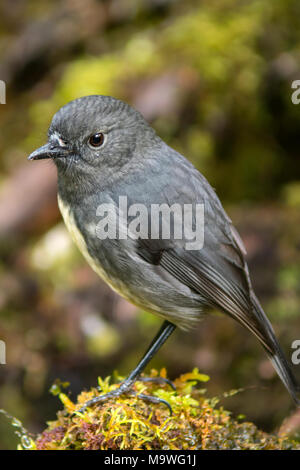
[{"left": 89, "top": 133, "right": 104, "bottom": 147}]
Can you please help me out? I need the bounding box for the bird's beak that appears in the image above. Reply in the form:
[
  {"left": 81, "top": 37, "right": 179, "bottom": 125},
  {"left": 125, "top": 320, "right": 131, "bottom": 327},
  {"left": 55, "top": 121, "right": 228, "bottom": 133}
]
[{"left": 27, "top": 143, "right": 69, "bottom": 161}]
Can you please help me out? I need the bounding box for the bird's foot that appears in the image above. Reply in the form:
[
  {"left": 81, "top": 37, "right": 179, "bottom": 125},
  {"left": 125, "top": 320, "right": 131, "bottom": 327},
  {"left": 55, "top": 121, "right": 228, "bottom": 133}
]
[
  {"left": 76, "top": 376, "right": 174, "bottom": 415},
  {"left": 96, "top": 375, "right": 175, "bottom": 392},
  {"left": 138, "top": 375, "right": 176, "bottom": 390}
]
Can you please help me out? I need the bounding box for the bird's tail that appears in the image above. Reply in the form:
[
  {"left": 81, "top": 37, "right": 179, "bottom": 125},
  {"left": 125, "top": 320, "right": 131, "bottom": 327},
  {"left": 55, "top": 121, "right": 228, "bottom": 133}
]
[{"left": 252, "top": 293, "right": 300, "bottom": 406}]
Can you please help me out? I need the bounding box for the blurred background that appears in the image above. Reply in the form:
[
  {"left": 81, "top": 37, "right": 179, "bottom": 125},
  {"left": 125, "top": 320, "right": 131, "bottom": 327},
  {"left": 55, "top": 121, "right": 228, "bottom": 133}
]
[{"left": 0, "top": 0, "right": 300, "bottom": 449}]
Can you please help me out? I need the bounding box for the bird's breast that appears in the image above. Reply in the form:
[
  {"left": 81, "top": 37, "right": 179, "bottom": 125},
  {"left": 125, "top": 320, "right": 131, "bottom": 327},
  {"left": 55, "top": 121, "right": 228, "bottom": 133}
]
[
  {"left": 57, "top": 193, "right": 146, "bottom": 307},
  {"left": 58, "top": 195, "right": 100, "bottom": 270}
]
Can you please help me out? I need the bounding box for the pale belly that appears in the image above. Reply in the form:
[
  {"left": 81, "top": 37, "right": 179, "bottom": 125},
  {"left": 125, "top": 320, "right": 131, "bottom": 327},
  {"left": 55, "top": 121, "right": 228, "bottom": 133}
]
[{"left": 57, "top": 194, "right": 159, "bottom": 309}]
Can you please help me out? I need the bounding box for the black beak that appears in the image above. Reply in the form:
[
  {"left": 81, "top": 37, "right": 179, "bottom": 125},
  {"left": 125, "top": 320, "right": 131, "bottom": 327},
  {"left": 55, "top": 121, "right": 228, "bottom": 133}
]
[{"left": 28, "top": 143, "right": 69, "bottom": 161}]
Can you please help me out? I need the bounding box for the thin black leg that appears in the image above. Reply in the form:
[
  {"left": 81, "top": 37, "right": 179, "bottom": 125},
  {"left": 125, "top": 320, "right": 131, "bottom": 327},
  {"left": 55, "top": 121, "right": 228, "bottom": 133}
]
[
  {"left": 124, "top": 320, "right": 176, "bottom": 386},
  {"left": 77, "top": 320, "right": 176, "bottom": 413}
]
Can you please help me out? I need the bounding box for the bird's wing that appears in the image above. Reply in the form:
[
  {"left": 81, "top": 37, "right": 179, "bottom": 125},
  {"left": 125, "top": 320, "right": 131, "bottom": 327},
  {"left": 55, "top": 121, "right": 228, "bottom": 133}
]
[
  {"left": 133, "top": 157, "right": 273, "bottom": 354},
  {"left": 114, "top": 148, "right": 300, "bottom": 404}
]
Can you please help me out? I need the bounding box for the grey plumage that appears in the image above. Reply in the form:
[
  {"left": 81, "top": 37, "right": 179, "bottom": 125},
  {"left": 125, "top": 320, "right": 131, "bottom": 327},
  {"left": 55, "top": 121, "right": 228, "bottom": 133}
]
[{"left": 28, "top": 94, "right": 300, "bottom": 406}]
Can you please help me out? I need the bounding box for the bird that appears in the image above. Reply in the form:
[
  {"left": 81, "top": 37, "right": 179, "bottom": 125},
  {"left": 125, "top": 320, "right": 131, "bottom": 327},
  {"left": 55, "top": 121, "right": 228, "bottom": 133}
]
[{"left": 28, "top": 94, "right": 300, "bottom": 411}]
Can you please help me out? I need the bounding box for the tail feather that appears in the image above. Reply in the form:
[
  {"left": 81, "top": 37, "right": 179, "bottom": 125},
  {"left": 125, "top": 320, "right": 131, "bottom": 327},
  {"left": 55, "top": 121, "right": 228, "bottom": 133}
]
[
  {"left": 269, "top": 354, "right": 300, "bottom": 406},
  {"left": 252, "top": 293, "right": 300, "bottom": 406}
]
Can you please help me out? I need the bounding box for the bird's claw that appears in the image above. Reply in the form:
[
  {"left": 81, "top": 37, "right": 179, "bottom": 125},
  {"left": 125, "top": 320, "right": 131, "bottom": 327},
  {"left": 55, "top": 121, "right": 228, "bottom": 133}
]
[
  {"left": 75, "top": 378, "right": 173, "bottom": 415},
  {"left": 138, "top": 376, "right": 176, "bottom": 391},
  {"left": 137, "top": 392, "right": 173, "bottom": 415}
]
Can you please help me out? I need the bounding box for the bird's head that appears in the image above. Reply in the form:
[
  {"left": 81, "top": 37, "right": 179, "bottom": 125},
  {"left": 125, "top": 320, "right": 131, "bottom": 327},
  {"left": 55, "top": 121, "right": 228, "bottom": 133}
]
[{"left": 28, "top": 95, "right": 156, "bottom": 192}]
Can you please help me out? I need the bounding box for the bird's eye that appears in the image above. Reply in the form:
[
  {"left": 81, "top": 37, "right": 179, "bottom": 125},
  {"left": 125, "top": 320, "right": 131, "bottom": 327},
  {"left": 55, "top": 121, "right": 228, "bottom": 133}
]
[{"left": 88, "top": 133, "right": 105, "bottom": 147}]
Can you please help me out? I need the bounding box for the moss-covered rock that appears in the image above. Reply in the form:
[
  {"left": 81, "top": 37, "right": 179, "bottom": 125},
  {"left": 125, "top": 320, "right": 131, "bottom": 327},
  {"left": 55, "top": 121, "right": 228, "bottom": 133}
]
[{"left": 15, "top": 369, "right": 300, "bottom": 450}]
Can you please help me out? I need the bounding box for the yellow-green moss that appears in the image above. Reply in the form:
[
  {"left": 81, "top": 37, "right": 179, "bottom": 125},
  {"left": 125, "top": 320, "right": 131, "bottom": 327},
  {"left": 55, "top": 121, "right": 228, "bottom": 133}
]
[{"left": 13, "top": 369, "right": 300, "bottom": 450}]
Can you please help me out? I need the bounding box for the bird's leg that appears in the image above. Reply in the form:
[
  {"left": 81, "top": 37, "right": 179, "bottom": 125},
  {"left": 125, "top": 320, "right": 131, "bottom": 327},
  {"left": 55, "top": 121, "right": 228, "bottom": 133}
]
[{"left": 77, "top": 320, "right": 176, "bottom": 414}]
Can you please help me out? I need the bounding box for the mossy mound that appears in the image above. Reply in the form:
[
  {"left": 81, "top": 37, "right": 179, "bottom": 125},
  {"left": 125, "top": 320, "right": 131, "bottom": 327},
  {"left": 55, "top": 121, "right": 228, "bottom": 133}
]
[{"left": 22, "top": 369, "right": 299, "bottom": 450}]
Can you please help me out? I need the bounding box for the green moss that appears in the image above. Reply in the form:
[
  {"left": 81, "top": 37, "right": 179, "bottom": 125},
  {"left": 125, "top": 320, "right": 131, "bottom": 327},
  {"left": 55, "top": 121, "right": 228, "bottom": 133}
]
[{"left": 13, "top": 369, "right": 300, "bottom": 450}]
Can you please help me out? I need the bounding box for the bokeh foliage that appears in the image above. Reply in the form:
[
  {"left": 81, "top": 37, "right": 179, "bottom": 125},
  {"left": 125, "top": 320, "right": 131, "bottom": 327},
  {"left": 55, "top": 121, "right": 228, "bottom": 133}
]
[{"left": 23, "top": 0, "right": 300, "bottom": 202}]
